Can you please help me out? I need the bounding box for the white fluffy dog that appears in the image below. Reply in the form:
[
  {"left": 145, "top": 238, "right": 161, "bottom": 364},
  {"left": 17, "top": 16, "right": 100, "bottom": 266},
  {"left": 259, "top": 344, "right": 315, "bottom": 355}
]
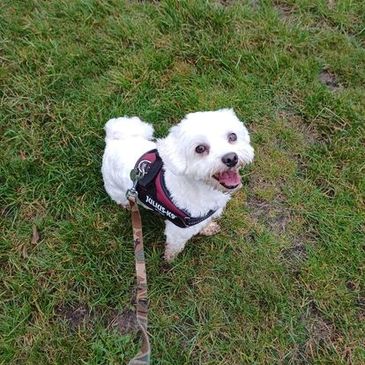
[{"left": 102, "top": 109, "right": 254, "bottom": 262}]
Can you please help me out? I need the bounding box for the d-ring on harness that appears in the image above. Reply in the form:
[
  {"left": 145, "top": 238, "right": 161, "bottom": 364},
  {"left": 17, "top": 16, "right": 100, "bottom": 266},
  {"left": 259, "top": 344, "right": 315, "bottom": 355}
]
[{"left": 126, "top": 166, "right": 150, "bottom": 365}]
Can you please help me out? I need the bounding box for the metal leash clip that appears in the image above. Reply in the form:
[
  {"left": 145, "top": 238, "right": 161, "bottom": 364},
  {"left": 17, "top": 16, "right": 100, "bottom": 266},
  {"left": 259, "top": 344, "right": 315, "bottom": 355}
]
[{"left": 126, "top": 165, "right": 146, "bottom": 198}]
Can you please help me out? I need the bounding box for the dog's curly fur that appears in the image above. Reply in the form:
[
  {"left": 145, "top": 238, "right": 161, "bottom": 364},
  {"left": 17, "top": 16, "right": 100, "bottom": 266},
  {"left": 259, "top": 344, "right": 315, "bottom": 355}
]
[{"left": 102, "top": 109, "right": 254, "bottom": 261}]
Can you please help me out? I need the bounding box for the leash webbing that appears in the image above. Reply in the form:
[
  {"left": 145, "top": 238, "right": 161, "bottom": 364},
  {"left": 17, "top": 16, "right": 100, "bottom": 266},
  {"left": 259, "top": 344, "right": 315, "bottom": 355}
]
[{"left": 128, "top": 196, "right": 151, "bottom": 365}]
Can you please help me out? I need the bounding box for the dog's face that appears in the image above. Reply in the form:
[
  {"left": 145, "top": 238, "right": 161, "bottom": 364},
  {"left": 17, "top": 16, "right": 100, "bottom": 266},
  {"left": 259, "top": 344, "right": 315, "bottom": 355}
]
[{"left": 157, "top": 109, "right": 254, "bottom": 192}]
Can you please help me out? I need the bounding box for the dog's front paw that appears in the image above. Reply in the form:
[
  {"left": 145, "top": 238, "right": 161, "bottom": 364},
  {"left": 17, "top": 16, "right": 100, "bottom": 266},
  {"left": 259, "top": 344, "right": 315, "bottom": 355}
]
[
  {"left": 199, "top": 221, "right": 221, "bottom": 236},
  {"left": 164, "top": 242, "right": 184, "bottom": 263},
  {"left": 164, "top": 248, "right": 178, "bottom": 263}
]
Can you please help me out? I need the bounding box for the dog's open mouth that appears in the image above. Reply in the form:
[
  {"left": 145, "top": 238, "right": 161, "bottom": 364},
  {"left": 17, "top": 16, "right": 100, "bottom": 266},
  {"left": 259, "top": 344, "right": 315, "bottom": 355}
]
[{"left": 213, "top": 169, "right": 241, "bottom": 189}]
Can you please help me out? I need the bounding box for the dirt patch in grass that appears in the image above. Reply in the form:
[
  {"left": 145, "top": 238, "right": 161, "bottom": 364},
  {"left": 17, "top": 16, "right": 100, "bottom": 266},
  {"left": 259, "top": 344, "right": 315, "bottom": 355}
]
[
  {"left": 290, "top": 301, "right": 343, "bottom": 365},
  {"left": 319, "top": 69, "right": 342, "bottom": 91},
  {"left": 275, "top": 111, "right": 323, "bottom": 179},
  {"left": 246, "top": 142, "right": 292, "bottom": 235},
  {"left": 55, "top": 303, "right": 139, "bottom": 335},
  {"left": 274, "top": 2, "right": 294, "bottom": 20},
  {"left": 107, "top": 309, "right": 139, "bottom": 335},
  {"left": 296, "top": 125, "right": 319, "bottom": 146},
  {"left": 282, "top": 238, "right": 308, "bottom": 262},
  {"left": 247, "top": 194, "right": 291, "bottom": 234},
  {"left": 300, "top": 302, "right": 339, "bottom": 360},
  {"left": 278, "top": 111, "right": 320, "bottom": 146},
  {"left": 248, "top": 191, "right": 312, "bottom": 275},
  {"left": 306, "top": 315, "right": 335, "bottom": 355},
  {"left": 55, "top": 303, "right": 90, "bottom": 329}
]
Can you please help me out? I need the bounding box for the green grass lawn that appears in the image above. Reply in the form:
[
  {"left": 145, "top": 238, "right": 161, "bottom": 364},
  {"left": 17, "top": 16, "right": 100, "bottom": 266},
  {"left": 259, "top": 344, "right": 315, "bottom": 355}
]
[{"left": 1, "top": 0, "right": 364, "bottom": 364}]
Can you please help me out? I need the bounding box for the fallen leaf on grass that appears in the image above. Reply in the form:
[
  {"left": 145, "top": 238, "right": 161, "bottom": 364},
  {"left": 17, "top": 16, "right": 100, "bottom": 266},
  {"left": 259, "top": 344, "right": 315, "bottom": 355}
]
[{"left": 31, "top": 225, "right": 40, "bottom": 245}]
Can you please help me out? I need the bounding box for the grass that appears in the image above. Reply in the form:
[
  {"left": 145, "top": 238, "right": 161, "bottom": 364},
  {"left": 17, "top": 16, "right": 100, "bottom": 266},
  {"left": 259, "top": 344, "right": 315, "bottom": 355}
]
[{"left": 1, "top": 0, "right": 364, "bottom": 364}]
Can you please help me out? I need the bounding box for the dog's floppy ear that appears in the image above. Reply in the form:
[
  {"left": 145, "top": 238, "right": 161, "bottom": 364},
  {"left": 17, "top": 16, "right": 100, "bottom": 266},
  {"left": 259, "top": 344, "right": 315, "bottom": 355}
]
[{"left": 157, "top": 125, "right": 186, "bottom": 175}]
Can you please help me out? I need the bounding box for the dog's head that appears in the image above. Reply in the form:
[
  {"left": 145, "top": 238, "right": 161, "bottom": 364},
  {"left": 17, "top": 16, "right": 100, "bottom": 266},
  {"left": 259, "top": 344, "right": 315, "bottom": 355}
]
[{"left": 157, "top": 109, "right": 254, "bottom": 192}]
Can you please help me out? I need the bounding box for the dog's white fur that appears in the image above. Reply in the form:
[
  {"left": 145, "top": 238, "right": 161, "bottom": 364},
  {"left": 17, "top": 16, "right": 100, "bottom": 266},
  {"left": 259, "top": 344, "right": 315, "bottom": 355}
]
[{"left": 102, "top": 109, "right": 254, "bottom": 261}]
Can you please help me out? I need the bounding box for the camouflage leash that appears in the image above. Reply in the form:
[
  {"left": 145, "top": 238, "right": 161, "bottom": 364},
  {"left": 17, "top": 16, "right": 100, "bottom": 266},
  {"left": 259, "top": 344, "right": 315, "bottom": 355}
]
[{"left": 127, "top": 171, "right": 151, "bottom": 365}]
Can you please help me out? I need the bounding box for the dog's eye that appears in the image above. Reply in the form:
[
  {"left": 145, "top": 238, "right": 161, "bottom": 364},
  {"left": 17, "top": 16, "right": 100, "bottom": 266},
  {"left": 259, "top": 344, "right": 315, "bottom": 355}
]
[
  {"left": 195, "top": 144, "right": 208, "bottom": 154},
  {"left": 228, "top": 133, "right": 237, "bottom": 143}
]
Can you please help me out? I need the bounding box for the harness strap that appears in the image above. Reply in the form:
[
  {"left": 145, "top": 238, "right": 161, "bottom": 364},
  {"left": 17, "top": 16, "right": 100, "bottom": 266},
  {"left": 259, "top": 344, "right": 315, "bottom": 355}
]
[
  {"left": 128, "top": 196, "right": 151, "bottom": 365},
  {"left": 135, "top": 149, "right": 217, "bottom": 228}
]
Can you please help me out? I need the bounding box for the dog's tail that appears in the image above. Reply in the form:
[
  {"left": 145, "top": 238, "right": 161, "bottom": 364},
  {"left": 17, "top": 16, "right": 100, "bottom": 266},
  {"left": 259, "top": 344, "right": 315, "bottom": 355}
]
[{"left": 104, "top": 116, "right": 154, "bottom": 141}]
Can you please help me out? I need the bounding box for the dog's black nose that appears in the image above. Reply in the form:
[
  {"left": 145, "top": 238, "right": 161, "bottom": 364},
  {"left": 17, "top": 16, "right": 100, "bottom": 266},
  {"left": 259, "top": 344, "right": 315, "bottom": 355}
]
[{"left": 222, "top": 152, "right": 238, "bottom": 167}]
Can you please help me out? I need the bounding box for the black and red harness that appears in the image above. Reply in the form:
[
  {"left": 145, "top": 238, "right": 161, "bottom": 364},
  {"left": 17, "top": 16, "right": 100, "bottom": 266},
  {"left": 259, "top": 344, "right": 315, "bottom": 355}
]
[{"left": 132, "top": 149, "right": 216, "bottom": 228}]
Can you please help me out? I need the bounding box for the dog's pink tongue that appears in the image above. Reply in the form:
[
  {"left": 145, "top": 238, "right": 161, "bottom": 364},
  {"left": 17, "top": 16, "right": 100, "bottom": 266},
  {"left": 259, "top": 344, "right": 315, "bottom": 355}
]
[{"left": 217, "top": 170, "right": 241, "bottom": 186}]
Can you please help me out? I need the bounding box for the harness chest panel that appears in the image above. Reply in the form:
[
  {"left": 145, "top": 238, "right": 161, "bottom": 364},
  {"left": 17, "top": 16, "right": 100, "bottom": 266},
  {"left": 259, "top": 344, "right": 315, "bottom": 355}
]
[{"left": 134, "top": 150, "right": 216, "bottom": 228}]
